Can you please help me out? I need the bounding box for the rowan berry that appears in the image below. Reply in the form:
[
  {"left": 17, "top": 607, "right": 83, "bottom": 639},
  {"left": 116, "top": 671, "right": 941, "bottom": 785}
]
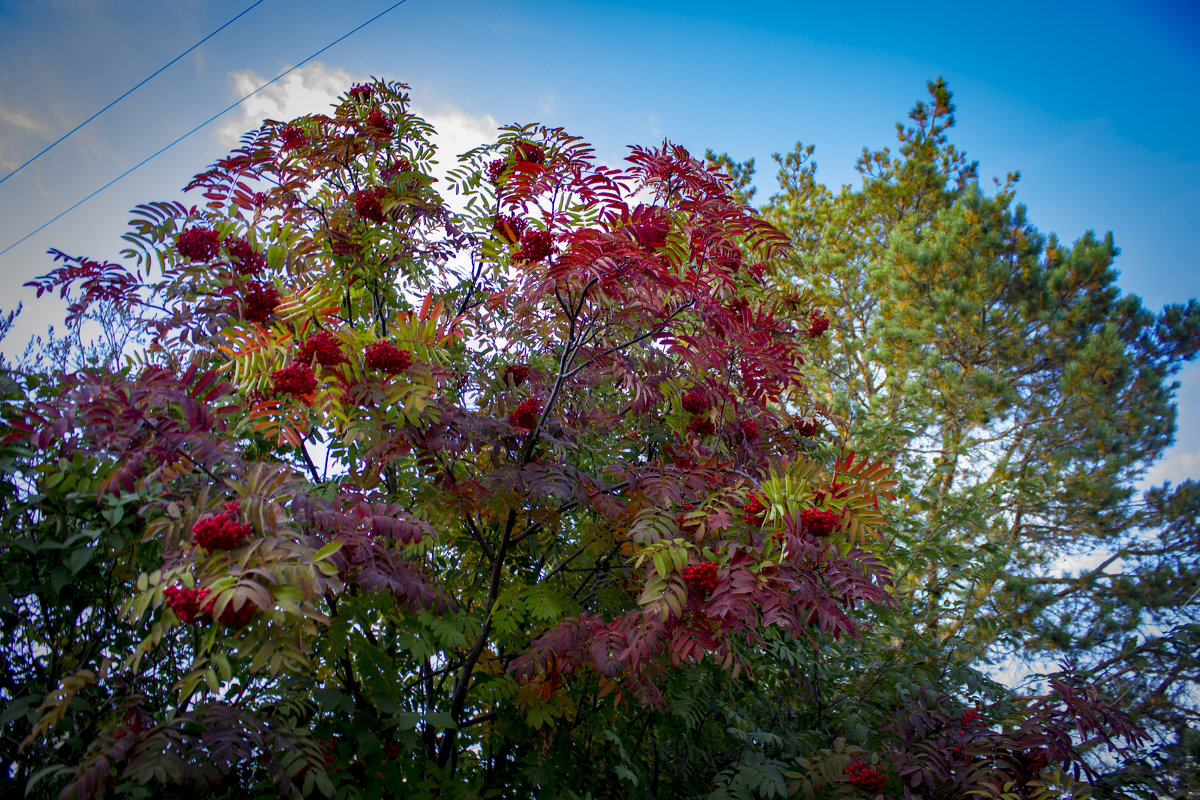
[
  {"left": 192, "top": 502, "right": 254, "bottom": 550},
  {"left": 510, "top": 397, "right": 540, "bottom": 429},
  {"left": 296, "top": 331, "right": 347, "bottom": 367},
  {"left": 808, "top": 310, "right": 830, "bottom": 338},
  {"left": 354, "top": 187, "right": 387, "bottom": 223},
  {"left": 226, "top": 237, "right": 266, "bottom": 275},
  {"left": 176, "top": 227, "right": 221, "bottom": 261},
  {"left": 795, "top": 417, "right": 822, "bottom": 437},
  {"left": 364, "top": 342, "right": 412, "bottom": 374},
  {"left": 743, "top": 493, "right": 767, "bottom": 526},
  {"left": 801, "top": 507, "right": 841, "bottom": 537},
  {"left": 272, "top": 363, "right": 317, "bottom": 397},
  {"left": 844, "top": 759, "right": 887, "bottom": 791},
  {"left": 515, "top": 229, "right": 554, "bottom": 263},
  {"left": 681, "top": 561, "right": 719, "bottom": 595},
  {"left": 502, "top": 363, "right": 530, "bottom": 386},
  {"left": 681, "top": 388, "right": 710, "bottom": 414},
  {"left": 242, "top": 282, "right": 280, "bottom": 323},
  {"left": 279, "top": 125, "right": 306, "bottom": 151},
  {"left": 164, "top": 584, "right": 211, "bottom": 624}
]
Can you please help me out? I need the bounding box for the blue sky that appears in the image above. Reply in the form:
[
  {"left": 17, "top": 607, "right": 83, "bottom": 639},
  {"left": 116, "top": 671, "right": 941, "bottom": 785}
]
[{"left": 0, "top": 0, "right": 1196, "bottom": 482}]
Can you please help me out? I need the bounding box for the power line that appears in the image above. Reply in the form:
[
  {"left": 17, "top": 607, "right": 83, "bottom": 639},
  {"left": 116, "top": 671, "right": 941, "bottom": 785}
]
[
  {"left": 0, "top": 0, "right": 268, "bottom": 187},
  {"left": 0, "top": 0, "right": 412, "bottom": 259}
]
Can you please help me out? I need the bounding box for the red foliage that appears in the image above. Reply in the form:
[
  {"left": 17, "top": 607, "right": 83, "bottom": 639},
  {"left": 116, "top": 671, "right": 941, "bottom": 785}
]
[{"left": 204, "top": 595, "right": 257, "bottom": 627}]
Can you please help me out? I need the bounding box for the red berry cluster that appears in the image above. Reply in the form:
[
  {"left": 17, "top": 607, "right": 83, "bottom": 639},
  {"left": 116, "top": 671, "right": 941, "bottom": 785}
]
[
  {"left": 743, "top": 493, "right": 767, "bottom": 526},
  {"left": 502, "top": 363, "right": 530, "bottom": 386},
  {"left": 493, "top": 214, "right": 527, "bottom": 244},
  {"left": 364, "top": 341, "right": 412, "bottom": 374},
  {"left": 348, "top": 83, "right": 375, "bottom": 101},
  {"left": 192, "top": 501, "right": 253, "bottom": 550},
  {"left": 960, "top": 708, "right": 985, "bottom": 729},
  {"left": 366, "top": 109, "right": 394, "bottom": 136},
  {"left": 176, "top": 226, "right": 221, "bottom": 261},
  {"left": 380, "top": 158, "right": 413, "bottom": 185},
  {"left": 1024, "top": 748, "right": 1049, "bottom": 773},
  {"left": 808, "top": 310, "right": 830, "bottom": 338},
  {"left": 681, "top": 561, "right": 719, "bottom": 595},
  {"left": 279, "top": 125, "right": 306, "bottom": 151},
  {"left": 845, "top": 760, "right": 887, "bottom": 791},
  {"left": 686, "top": 416, "right": 716, "bottom": 436},
  {"left": 296, "top": 331, "right": 347, "bottom": 367},
  {"left": 681, "top": 388, "right": 710, "bottom": 414},
  {"left": 512, "top": 140, "right": 545, "bottom": 164},
  {"left": 742, "top": 419, "right": 759, "bottom": 440},
  {"left": 486, "top": 158, "right": 507, "bottom": 185},
  {"left": 795, "top": 417, "right": 822, "bottom": 437},
  {"left": 242, "top": 281, "right": 280, "bottom": 323},
  {"left": 515, "top": 229, "right": 554, "bottom": 263},
  {"left": 354, "top": 187, "right": 387, "bottom": 223},
  {"left": 272, "top": 362, "right": 317, "bottom": 397},
  {"left": 801, "top": 507, "right": 841, "bottom": 537},
  {"left": 509, "top": 397, "right": 540, "bottom": 429},
  {"left": 164, "top": 584, "right": 211, "bottom": 624},
  {"left": 226, "top": 237, "right": 266, "bottom": 275}
]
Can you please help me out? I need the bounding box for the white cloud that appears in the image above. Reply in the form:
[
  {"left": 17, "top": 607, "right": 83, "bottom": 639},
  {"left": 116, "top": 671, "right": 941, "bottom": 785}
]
[
  {"left": 214, "top": 62, "right": 357, "bottom": 147},
  {"left": 1141, "top": 447, "right": 1200, "bottom": 488},
  {"left": 0, "top": 101, "right": 55, "bottom": 168},
  {"left": 212, "top": 62, "right": 500, "bottom": 195},
  {"left": 417, "top": 104, "right": 499, "bottom": 183},
  {"left": 0, "top": 102, "right": 53, "bottom": 138}
]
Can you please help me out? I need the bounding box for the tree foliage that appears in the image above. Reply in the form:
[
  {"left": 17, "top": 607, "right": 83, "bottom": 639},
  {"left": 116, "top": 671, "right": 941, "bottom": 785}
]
[
  {"left": 748, "top": 77, "right": 1200, "bottom": 797},
  {"left": 1, "top": 79, "right": 1155, "bottom": 799}
]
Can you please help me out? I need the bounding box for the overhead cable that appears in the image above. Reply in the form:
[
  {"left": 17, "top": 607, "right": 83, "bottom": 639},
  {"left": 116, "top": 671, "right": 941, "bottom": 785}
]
[
  {"left": 0, "top": 0, "right": 413, "bottom": 258},
  {"left": 0, "top": 0, "right": 268, "bottom": 187}
]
